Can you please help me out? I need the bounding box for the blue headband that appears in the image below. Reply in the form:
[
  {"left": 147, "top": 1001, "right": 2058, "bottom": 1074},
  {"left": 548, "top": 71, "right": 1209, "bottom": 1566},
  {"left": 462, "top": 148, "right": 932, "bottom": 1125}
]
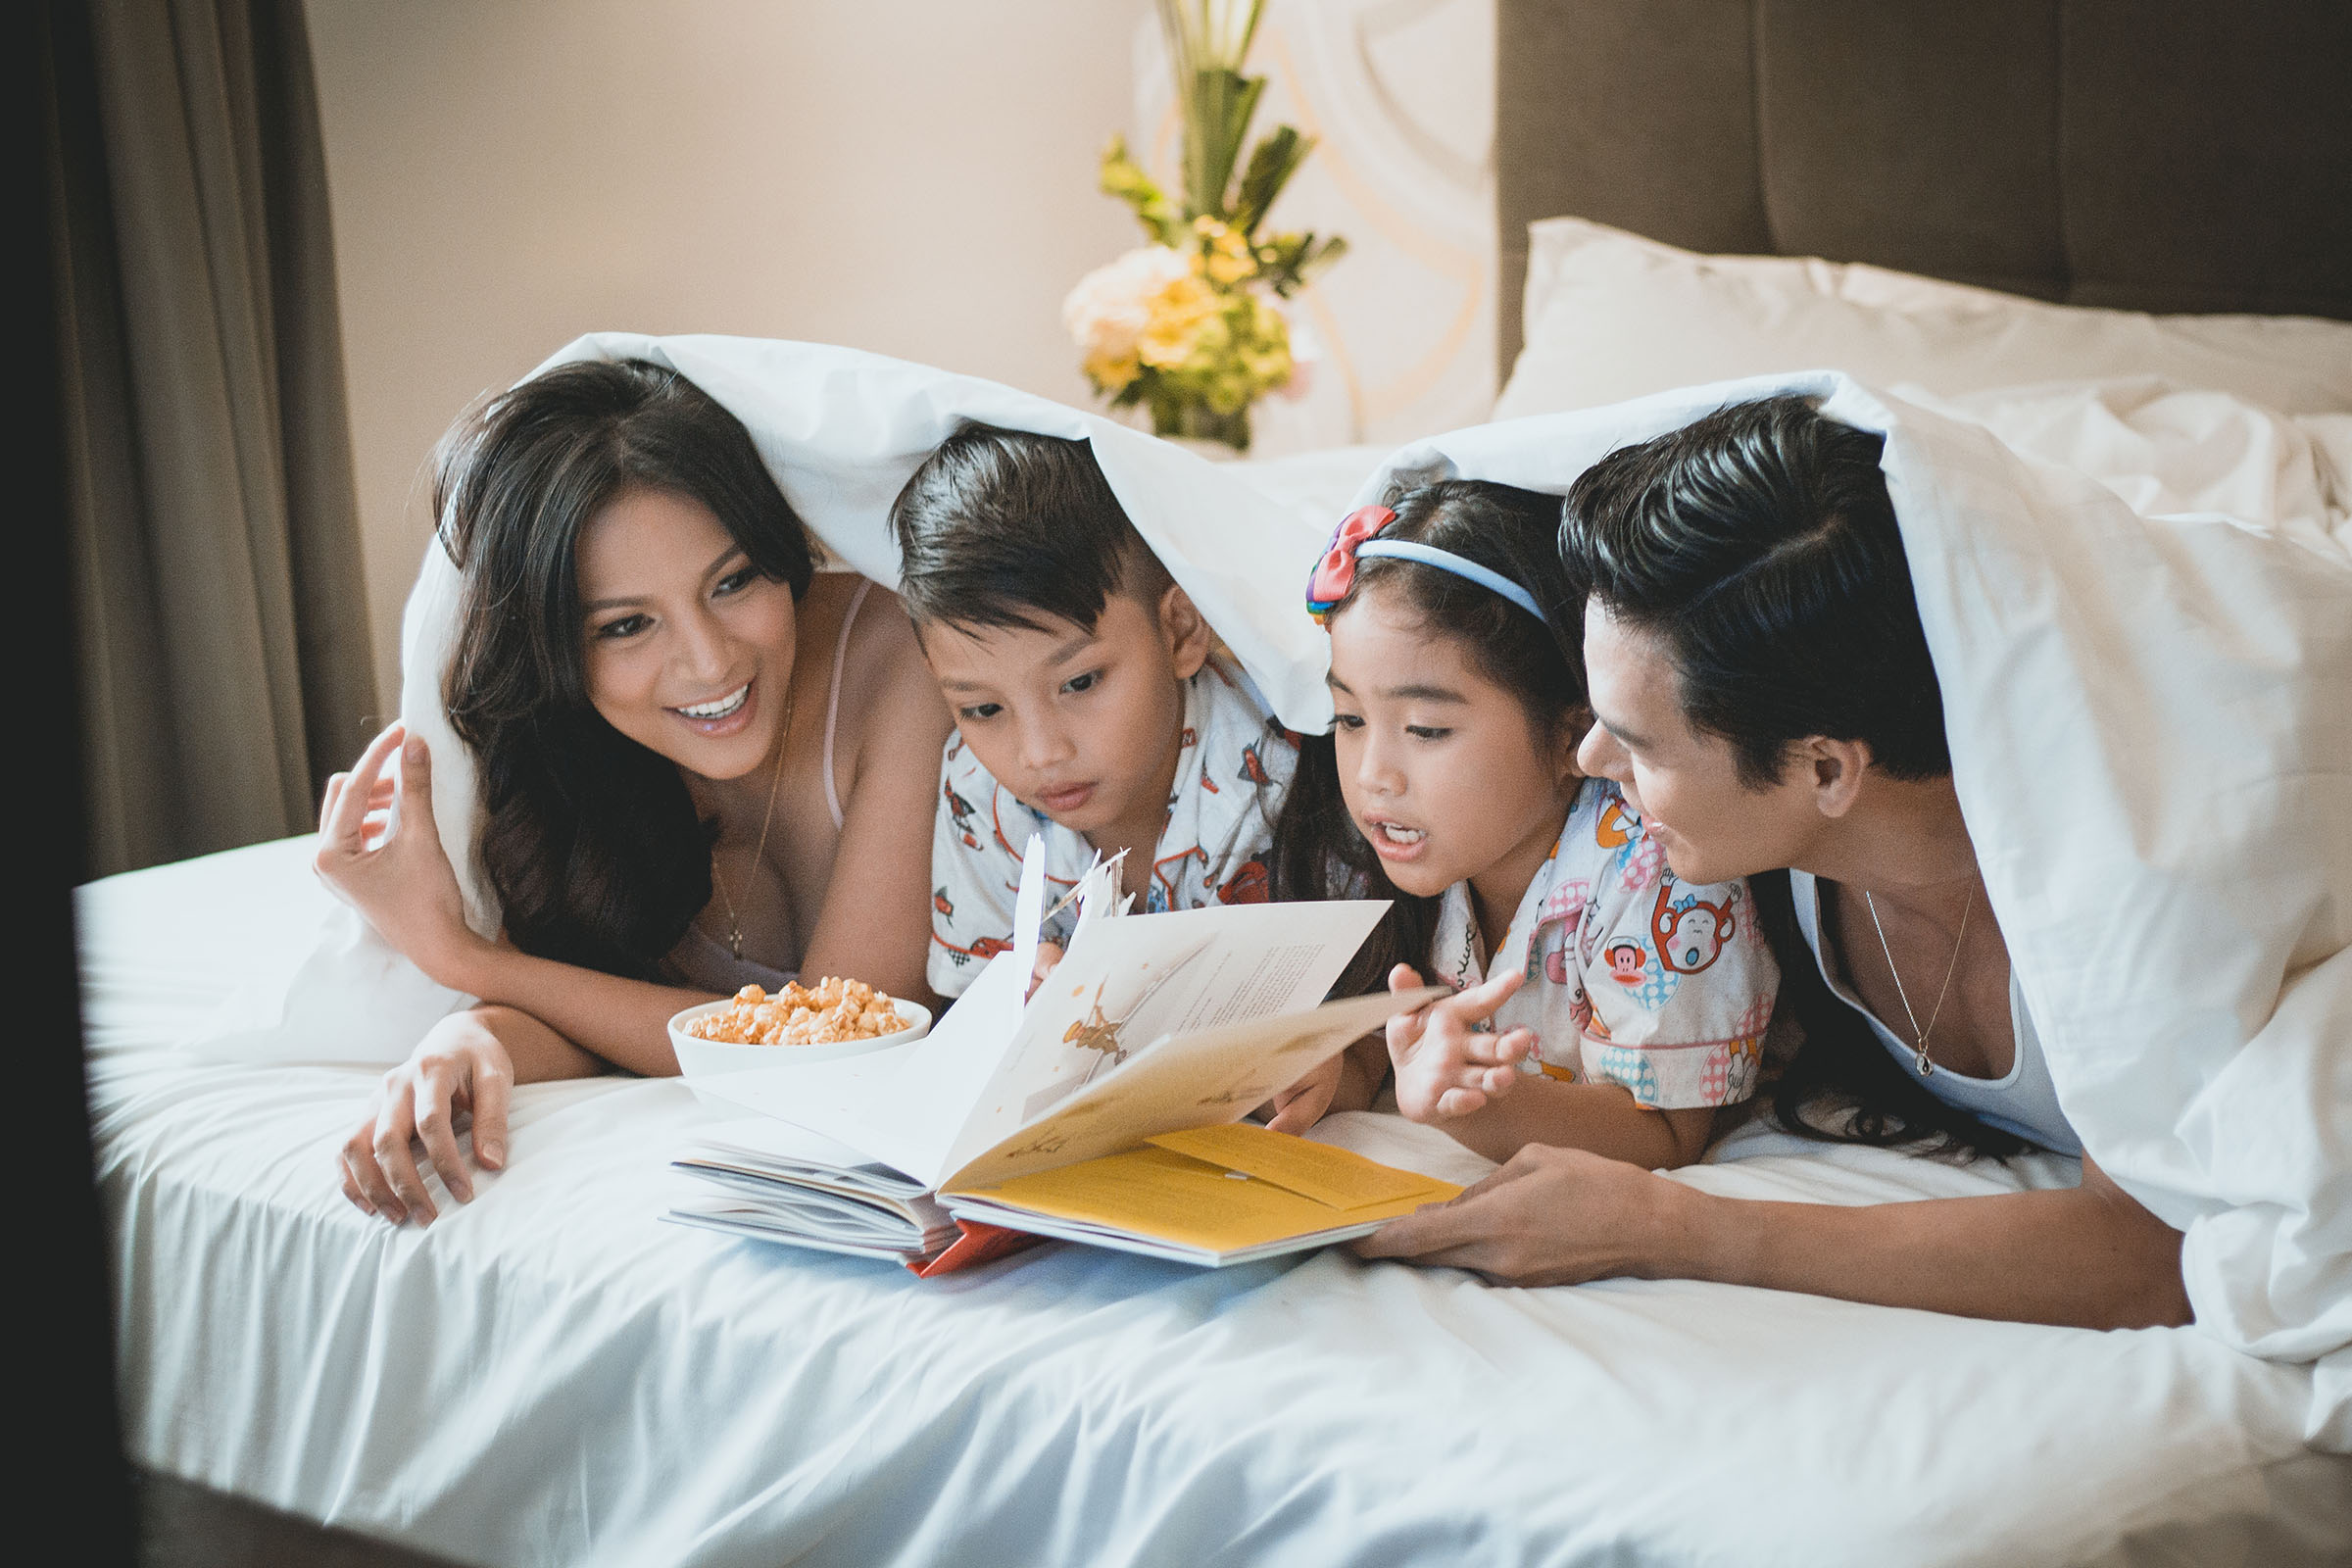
[{"left": 1354, "top": 541, "right": 1546, "bottom": 621}]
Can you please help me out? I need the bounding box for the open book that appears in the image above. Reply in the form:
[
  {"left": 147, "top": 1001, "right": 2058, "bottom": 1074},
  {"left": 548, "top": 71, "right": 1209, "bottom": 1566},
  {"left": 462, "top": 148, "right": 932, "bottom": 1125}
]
[{"left": 667, "top": 842, "right": 1449, "bottom": 1270}]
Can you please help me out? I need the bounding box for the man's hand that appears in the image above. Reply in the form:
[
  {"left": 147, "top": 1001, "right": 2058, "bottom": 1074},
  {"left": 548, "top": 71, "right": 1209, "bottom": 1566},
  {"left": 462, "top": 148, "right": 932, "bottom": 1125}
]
[{"left": 1352, "top": 1143, "right": 1682, "bottom": 1286}]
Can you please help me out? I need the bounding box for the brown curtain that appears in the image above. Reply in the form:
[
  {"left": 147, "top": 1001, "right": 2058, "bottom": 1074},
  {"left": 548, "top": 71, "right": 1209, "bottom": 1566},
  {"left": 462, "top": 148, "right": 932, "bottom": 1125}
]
[{"left": 45, "top": 0, "right": 376, "bottom": 878}]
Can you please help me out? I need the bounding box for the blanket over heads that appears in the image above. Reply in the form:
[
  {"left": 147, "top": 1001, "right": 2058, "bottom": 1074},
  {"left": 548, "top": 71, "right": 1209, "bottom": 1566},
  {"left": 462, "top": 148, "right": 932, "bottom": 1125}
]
[
  {"left": 1353, "top": 369, "right": 2352, "bottom": 1448},
  {"left": 186, "top": 335, "right": 1334, "bottom": 1065},
  {"left": 179, "top": 334, "right": 2351, "bottom": 1447}
]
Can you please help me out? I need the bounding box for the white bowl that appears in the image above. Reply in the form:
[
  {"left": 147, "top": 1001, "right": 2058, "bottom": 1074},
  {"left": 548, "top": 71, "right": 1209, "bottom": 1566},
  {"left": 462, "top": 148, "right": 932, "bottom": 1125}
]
[{"left": 666, "top": 995, "right": 931, "bottom": 1076}]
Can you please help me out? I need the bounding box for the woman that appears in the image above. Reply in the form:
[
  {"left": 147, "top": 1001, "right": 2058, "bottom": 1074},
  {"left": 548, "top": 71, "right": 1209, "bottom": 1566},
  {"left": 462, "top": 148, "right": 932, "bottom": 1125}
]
[
  {"left": 318, "top": 360, "right": 953, "bottom": 1226},
  {"left": 1358, "top": 396, "right": 2194, "bottom": 1332}
]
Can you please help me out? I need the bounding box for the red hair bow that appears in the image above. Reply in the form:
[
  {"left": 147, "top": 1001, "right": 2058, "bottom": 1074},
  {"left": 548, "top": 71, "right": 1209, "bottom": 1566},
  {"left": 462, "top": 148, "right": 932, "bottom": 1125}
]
[{"left": 1305, "top": 505, "right": 1396, "bottom": 624}]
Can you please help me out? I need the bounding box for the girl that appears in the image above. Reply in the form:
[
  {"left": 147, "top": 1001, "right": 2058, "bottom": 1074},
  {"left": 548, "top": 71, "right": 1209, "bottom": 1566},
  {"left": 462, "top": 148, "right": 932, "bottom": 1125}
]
[
  {"left": 318, "top": 360, "right": 953, "bottom": 1225},
  {"left": 1271, "top": 481, "right": 1778, "bottom": 1167}
]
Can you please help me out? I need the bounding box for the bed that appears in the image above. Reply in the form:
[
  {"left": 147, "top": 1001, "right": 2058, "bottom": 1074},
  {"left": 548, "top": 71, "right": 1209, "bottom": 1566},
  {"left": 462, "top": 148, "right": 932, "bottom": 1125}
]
[{"left": 86, "top": 4, "right": 2352, "bottom": 1565}]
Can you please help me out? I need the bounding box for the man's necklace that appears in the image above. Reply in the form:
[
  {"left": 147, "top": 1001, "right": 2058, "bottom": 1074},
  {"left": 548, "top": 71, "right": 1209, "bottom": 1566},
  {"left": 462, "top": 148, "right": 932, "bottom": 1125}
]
[
  {"left": 709, "top": 678, "right": 796, "bottom": 962},
  {"left": 1863, "top": 882, "right": 1974, "bottom": 1077}
]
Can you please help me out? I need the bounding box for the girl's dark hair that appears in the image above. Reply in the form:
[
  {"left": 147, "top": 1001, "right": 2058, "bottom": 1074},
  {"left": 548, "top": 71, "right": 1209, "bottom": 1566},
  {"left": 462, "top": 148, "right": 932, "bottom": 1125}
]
[
  {"left": 1270, "top": 478, "right": 1584, "bottom": 999},
  {"left": 437, "top": 359, "right": 816, "bottom": 979}
]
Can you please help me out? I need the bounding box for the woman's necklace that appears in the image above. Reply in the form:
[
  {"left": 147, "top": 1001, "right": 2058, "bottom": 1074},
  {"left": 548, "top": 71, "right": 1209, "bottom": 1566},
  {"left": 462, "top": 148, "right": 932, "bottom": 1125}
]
[
  {"left": 1863, "top": 882, "right": 1974, "bottom": 1076},
  {"left": 709, "top": 679, "right": 796, "bottom": 962}
]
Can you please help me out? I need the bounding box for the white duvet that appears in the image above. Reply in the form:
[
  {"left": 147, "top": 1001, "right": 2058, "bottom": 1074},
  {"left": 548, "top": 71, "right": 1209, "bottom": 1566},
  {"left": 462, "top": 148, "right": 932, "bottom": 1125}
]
[
  {"left": 133, "top": 340, "right": 2352, "bottom": 1560},
  {"left": 1356, "top": 371, "right": 2352, "bottom": 1451},
  {"left": 192, "top": 336, "right": 1339, "bottom": 1065},
  {"left": 79, "top": 837, "right": 2352, "bottom": 1566}
]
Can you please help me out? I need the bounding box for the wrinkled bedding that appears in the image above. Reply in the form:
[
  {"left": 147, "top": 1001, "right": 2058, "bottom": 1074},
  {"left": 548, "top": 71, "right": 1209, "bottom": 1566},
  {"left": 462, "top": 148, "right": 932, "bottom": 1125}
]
[
  {"left": 1358, "top": 373, "right": 2352, "bottom": 1449},
  {"left": 84, "top": 836, "right": 2352, "bottom": 1567}
]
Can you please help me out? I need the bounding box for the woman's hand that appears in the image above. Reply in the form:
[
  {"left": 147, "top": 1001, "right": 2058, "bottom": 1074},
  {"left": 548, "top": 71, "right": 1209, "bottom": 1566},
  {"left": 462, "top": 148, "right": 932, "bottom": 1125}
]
[
  {"left": 316, "top": 725, "right": 485, "bottom": 990},
  {"left": 1352, "top": 1143, "right": 1688, "bottom": 1286},
  {"left": 1386, "top": 963, "right": 1539, "bottom": 1123},
  {"left": 338, "top": 1008, "right": 514, "bottom": 1226}
]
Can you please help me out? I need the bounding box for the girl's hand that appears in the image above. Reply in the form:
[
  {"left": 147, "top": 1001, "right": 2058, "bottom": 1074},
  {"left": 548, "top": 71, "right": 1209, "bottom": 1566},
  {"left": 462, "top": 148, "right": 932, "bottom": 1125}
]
[
  {"left": 1264, "top": 1053, "right": 1344, "bottom": 1135},
  {"left": 338, "top": 1008, "right": 514, "bottom": 1226},
  {"left": 316, "top": 726, "right": 484, "bottom": 990},
  {"left": 1352, "top": 1143, "right": 1684, "bottom": 1286},
  {"left": 1385, "top": 963, "right": 1538, "bottom": 1123}
]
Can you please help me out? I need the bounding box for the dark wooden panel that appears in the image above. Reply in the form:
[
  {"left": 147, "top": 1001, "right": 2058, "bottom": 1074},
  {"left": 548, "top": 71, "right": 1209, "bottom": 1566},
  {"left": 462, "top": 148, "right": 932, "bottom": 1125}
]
[
  {"left": 1494, "top": 0, "right": 2352, "bottom": 377},
  {"left": 1754, "top": 0, "right": 2068, "bottom": 300},
  {"left": 2060, "top": 0, "right": 2352, "bottom": 317},
  {"left": 1495, "top": 0, "right": 1768, "bottom": 369}
]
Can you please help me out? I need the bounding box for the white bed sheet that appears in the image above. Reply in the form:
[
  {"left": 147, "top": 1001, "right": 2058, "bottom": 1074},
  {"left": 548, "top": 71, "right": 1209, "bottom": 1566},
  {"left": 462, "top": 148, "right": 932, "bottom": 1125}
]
[{"left": 82, "top": 837, "right": 2352, "bottom": 1567}]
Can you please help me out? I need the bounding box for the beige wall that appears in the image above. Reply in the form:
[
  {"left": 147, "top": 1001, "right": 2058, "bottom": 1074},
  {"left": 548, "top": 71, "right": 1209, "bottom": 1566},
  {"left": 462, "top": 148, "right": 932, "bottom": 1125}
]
[{"left": 309, "top": 0, "right": 1147, "bottom": 712}]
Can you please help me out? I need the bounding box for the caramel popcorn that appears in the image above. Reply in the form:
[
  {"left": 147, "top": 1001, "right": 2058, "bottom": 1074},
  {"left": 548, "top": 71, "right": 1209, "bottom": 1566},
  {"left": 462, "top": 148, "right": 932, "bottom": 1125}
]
[{"left": 685, "top": 977, "right": 906, "bottom": 1047}]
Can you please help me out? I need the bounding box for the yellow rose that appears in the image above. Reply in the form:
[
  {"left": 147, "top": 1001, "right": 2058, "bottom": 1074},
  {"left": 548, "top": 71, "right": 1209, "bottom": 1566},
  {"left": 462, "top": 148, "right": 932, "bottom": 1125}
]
[
  {"left": 1138, "top": 275, "right": 1220, "bottom": 368},
  {"left": 1191, "top": 216, "right": 1257, "bottom": 286}
]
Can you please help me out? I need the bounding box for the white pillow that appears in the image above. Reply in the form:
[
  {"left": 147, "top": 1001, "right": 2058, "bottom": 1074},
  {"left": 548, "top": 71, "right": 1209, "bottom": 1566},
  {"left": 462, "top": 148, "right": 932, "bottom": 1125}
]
[{"left": 1494, "top": 218, "right": 2352, "bottom": 419}]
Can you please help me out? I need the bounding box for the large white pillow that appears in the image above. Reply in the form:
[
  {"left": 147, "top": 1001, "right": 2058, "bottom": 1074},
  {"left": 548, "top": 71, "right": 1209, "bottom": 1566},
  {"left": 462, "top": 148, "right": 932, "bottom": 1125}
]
[{"left": 1494, "top": 218, "right": 2352, "bottom": 419}]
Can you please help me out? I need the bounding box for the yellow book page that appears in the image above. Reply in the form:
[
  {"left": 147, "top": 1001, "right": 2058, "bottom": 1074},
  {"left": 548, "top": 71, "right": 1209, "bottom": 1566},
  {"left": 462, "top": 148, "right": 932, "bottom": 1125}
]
[
  {"left": 950, "top": 1142, "right": 1459, "bottom": 1252},
  {"left": 1146, "top": 1123, "right": 1452, "bottom": 1211}
]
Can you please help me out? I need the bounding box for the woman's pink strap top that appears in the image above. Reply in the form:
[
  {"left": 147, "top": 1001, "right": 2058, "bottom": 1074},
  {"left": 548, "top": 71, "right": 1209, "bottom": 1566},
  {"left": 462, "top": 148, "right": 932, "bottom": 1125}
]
[{"left": 821, "top": 578, "right": 870, "bottom": 834}]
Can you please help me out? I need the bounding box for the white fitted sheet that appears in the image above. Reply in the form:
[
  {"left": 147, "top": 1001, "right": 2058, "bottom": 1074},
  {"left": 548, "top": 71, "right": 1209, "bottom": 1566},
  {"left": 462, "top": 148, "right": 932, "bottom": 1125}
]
[{"left": 82, "top": 837, "right": 2352, "bottom": 1567}]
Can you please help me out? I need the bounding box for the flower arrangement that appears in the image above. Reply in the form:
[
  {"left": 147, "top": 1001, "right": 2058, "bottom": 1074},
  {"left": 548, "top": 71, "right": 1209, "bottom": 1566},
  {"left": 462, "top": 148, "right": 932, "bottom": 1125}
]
[{"left": 1063, "top": 0, "right": 1346, "bottom": 452}]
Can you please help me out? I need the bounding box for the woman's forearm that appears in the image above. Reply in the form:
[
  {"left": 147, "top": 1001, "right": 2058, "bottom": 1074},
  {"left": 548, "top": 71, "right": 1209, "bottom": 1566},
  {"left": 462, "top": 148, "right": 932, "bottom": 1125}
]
[
  {"left": 468, "top": 1004, "right": 605, "bottom": 1084},
  {"left": 1657, "top": 1169, "right": 2192, "bottom": 1330},
  {"left": 451, "top": 944, "right": 713, "bottom": 1077}
]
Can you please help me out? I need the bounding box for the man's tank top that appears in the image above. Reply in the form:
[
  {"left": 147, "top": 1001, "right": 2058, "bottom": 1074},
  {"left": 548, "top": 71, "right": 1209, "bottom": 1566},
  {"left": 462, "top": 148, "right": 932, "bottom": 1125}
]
[{"left": 1788, "top": 869, "right": 2082, "bottom": 1155}]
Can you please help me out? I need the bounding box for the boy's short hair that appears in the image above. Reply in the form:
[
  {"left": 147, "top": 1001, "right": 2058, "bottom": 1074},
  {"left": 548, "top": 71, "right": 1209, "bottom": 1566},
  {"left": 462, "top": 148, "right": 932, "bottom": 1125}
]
[{"left": 891, "top": 422, "right": 1172, "bottom": 634}]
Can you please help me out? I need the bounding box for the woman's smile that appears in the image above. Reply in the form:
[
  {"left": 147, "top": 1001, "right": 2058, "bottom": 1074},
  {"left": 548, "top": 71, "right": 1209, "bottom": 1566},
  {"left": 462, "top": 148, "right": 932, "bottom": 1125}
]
[
  {"left": 668, "top": 678, "right": 758, "bottom": 739},
  {"left": 576, "top": 486, "right": 802, "bottom": 781}
]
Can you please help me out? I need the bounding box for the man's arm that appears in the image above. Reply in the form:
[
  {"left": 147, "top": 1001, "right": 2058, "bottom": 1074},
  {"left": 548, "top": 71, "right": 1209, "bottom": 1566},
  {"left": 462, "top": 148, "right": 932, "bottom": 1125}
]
[{"left": 1357, "top": 1145, "right": 2191, "bottom": 1331}]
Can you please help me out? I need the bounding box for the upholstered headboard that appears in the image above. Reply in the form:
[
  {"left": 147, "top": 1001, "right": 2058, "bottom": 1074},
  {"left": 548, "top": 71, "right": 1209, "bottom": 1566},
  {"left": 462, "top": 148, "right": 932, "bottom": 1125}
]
[{"left": 1495, "top": 0, "right": 2352, "bottom": 369}]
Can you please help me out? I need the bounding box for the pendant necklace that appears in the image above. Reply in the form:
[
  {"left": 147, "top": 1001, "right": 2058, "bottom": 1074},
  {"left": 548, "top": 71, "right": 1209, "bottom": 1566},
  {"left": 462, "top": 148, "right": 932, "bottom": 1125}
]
[
  {"left": 1863, "top": 882, "right": 1974, "bottom": 1076},
  {"left": 709, "top": 678, "right": 796, "bottom": 961}
]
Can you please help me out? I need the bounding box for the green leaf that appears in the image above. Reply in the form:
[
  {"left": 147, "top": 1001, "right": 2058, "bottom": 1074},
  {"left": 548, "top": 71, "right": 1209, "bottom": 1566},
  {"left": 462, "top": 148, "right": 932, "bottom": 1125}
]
[
  {"left": 1250, "top": 229, "right": 1347, "bottom": 297},
  {"left": 1231, "top": 123, "right": 1310, "bottom": 237},
  {"left": 1298, "top": 232, "right": 1348, "bottom": 279},
  {"left": 1100, "top": 135, "right": 1184, "bottom": 247},
  {"left": 1185, "top": 67, "right": 1263, "bottom": 219}
]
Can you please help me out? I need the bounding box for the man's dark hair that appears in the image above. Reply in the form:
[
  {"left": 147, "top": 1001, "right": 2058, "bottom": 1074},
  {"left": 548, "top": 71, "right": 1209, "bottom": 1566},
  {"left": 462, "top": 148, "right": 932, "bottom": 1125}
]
[
  {"left": 890, "top": 423, "right": 1171, "bottom": 634},
  {"left": 1565, "top": 396, "right": 2027, "bottom": 1161},
  {"left": 1559, "top": 395, "right": 1948, "bottom": 787}
]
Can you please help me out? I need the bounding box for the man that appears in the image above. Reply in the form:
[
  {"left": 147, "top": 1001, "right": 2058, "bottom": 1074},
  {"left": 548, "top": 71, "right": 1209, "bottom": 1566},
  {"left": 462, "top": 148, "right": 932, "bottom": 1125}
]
[{"left": 1362, "top": 395, "right": 2211, "bottom": 1331}]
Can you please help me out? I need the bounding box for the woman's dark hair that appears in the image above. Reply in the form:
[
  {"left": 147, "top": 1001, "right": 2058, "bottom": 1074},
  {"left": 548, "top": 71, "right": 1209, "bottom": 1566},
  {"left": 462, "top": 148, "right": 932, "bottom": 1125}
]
[
  {"left": 890, "top": 422, "right": 1171, "bottom": 635},
  {"left": 1270, "top": 478, "right": 1583, "bottom": 999},
  {"left": 437, "top": 359, "right": 816, "bottom": 979},
  {"left": 1563, "top": 395, "right": 2023, "bottom": 1158},
  {"left": 1559, "top": 394, "right": 1948, "bottom": 788}
]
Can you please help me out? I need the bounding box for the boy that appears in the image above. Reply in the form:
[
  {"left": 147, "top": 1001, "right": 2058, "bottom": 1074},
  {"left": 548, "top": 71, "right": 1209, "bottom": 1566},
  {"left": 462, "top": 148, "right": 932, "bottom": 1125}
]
[{"left": 891, "top": 422, "right": 1298, "bottom": 1004}]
